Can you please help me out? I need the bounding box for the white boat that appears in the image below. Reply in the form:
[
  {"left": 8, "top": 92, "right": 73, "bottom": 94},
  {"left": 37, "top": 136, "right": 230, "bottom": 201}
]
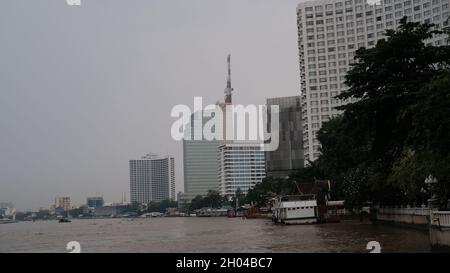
[
  {"left": 272, "top": 194, "right": 318, "bottom": 224},
  {"left": 140, "top": 212, "right": 164, "bottom": 218},
  {"left": 0, "top": 206, "right": 16, "bottom": 224},
  {"left": 0, "top": 218, "right": 16, "bottom": 224}
]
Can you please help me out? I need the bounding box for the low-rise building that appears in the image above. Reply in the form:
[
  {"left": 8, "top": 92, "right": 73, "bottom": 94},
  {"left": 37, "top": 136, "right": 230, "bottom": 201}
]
[{"left": 87, "top": 197, "right": 104, "bottom": 208}]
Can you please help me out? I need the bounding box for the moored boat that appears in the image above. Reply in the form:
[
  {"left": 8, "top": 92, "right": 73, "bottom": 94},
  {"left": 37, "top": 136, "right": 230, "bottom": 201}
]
[
  {"left": 272, "top": 194, "right": 318, "bottom": 224},
  {"left": 0, "top": 218, "right": 16, "bottom": 224}
]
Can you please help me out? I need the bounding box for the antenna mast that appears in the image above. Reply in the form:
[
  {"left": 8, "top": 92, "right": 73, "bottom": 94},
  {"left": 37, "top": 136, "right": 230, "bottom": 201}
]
[{"left": 224, "top": 54, "right": 233, "bottom": 104}]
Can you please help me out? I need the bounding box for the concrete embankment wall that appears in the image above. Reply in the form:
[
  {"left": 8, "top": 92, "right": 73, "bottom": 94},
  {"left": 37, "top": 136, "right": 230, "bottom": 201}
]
[
  {"left": 375, "top": 212, "right": 428, "bottom": 227},
  {"left": 374, "top": 208, "right": 450, "bottom": 249},
  {"left": 373, "top": 208, "right": 429, "bottom": 228},
  {"left": 429, "top": 227, "right": 450, "bottom": 250},
  {"left": 429, "top": 211, "right": 450, "bottom": 250}
]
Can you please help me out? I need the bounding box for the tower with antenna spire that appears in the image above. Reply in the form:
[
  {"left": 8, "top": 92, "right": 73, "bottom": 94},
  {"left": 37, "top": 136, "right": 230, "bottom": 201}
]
[{"left": 224, "top": 54, "right": 233, "bottom": 104}]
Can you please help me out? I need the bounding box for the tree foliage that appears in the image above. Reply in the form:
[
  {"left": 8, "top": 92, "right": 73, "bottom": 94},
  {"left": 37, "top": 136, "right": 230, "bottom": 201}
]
[
  {"left": 313, "top": 18, "right": 450, "bottom": 208},
  {"left": 189, "top": 190, "right": 228, "bottom": 211},
  {"left": 146, "top": 199, "right": 178, "bottom": 213}
]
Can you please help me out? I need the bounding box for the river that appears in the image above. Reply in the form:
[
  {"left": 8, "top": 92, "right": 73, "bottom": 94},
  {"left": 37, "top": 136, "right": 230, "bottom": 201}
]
[{"left": 0, "top": 217, "right": 431, "bottom": 253}]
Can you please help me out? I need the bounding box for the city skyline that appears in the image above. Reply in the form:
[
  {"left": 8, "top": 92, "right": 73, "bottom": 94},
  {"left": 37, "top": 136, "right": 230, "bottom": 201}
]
[
  {"left": 0, "top": 0, "right": 303, "bottom": 210},
  {"left": 1, "top": 0, "right": 450, "bottom": 256}
]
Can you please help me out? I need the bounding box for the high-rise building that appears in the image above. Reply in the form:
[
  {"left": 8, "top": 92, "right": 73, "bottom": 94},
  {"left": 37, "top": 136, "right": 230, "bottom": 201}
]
[
  {"left": 215, "top": 55, "right": 267, "bottom": 197},
  {"left": 218, "top": 143, "right": 266, "bottom": 197},
  {"left": 265, "top": 96, "right": 304, "bottom": 178},
  {"left": 86, "top": 196, "right": 104, "bottom": 208},
  {"left": 129, "top": 153, "right": 175, "bottom": 204},
  {"left": 182, "top": 55, "right": 233, "bottom": 202},
  {"left": 183, "top": 135, "right": 221, "bottom": 201},
  {"left": 54, "top": 196, "right": 71, "bottom": 211},
  {"left": 297, "top": 0, "right": 450, "bottom": 163}
]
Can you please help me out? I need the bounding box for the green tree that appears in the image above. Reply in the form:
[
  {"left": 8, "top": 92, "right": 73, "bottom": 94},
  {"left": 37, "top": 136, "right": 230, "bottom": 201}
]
[
  {"left": 231, "top": 188, "right": 246, "bottom": 208},
  {"left": 189, "top": 195, "right": 205, "bottom": 211},
  {"left": 146, "top": 202, "right": 160, "bottom": 213},
  {"left": 188, "top": 190, "right": 225, "bottom": 211},
  {"left": 315, "top": 18, "right": 450, "bottom": 207},
  {"left": 158, "top": 199, "right": 177, "bottom": 212},
  {"left": 35, "top": 209, "right": 52, "bottom": 220},
  {"left": 203, "top": 190, "right": 224, "bottom": 208},
  {"left": 337, "top": 18, "right": 449, "bottom": 166},
  {"left": 246, "top": 176, "right": 283, "bottom": 207}
]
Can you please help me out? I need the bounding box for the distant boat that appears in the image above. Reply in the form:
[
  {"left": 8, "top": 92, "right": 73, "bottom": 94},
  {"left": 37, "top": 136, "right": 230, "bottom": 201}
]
[
  {"left": 139, "top": 212, "right": 163, "bottom": 218},
  {"left": 58, "top": 218, "right": 71, "bottom": 223},
  {"left": 150, "top": 212, "right": 163, "bottom": 217},
  {"left": 0, "top": 218, "right": 15, "bottom": 224}
]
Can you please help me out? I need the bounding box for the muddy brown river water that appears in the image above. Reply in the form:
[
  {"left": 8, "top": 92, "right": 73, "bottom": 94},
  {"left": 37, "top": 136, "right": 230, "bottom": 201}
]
[{"left": 0, "top": 217, "right": 431, "bottom": 253}]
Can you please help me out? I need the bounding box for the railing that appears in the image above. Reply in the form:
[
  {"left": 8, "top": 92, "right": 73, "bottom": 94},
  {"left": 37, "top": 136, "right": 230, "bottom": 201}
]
[
  {"left": 378, "top": 207, "right": 430, "bottom": 216},
  {"left": 431, "top": 211, "right": 450, "bottom": 228}
]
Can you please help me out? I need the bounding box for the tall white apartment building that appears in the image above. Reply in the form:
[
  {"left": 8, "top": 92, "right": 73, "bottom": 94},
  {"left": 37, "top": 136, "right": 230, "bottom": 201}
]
[
  {"left": 297, "top": 0, "right": 450, "bottom": 162},
  {"left": 218, "top": 144, "right": 266, "bottom": 197},
  {"left": 129, "top": 153, "right": 176, "bottom": 204}
]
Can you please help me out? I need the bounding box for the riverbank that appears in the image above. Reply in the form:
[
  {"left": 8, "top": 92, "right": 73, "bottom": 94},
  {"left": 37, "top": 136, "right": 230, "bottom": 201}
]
[{"left": 372, "top": 207, "right": 450, "bottom": 250}]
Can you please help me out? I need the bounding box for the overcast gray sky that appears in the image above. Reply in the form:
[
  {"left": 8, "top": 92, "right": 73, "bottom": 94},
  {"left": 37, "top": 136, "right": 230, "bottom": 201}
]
[{"left": 0, "top": 0, "right": 302, "bottom": 210}]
